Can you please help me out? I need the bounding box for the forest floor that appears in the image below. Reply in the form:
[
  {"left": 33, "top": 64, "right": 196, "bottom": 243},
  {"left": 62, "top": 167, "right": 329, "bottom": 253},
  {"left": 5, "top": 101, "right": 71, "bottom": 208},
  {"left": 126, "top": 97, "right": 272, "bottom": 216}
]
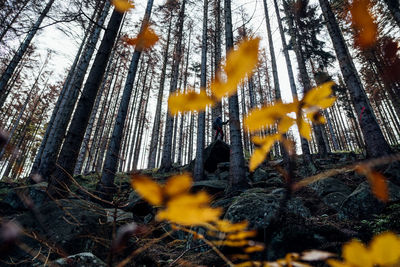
[{"left": 1, "top": 145, "right": 400, "bottom": 266}]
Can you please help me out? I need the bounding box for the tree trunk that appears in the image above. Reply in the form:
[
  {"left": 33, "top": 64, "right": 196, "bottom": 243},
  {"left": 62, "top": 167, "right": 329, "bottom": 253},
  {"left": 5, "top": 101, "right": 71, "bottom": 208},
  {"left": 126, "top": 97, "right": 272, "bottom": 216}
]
[
  {"left": 30, "top": 26, "right": 89, "bottom": 177},
  {"left": 272, "top": 0, "right": 313, "bottom": 159},
  {"left": 383, "top": 0, "right": 400, "bottom": 27},
  {"left": 100, "top": 0, "right": 154, "bottom": 194},
  {"left": 160, "top": 0, "right": 186, "bottom": 171},
  {"left": 0, "top": 0, "right": 55, "bottom": 104},
  {"left": 147, "top": 15, "right": 173, "bottom": 169},
  {"left": 47, "top": 8, "right": 124, "bottom": 198},
  {"left": 212, "top": 0, "right": 222, "bottom": 122},
  {"left": 74, "top": 40, "right": 117, "bottom": 175},
  {"left": 37, "top": 3, "right": 110, "bottom": 179},
  {"left": 225, "top": 0, "right": 246, "bottom": 190},
  {"left": 319, "top": 0, "right": 392, "bottom": 158},
  {"left": 194, "top": 0, "right": 208, "bottom": 182}
]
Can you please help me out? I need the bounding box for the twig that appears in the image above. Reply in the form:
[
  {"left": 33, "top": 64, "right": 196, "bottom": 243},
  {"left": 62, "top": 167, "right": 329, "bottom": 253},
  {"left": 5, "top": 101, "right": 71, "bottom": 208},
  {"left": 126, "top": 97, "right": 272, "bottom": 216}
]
[
  {"left": 173, "top": 226, "right": 235, "bottom": 267},
  {"left": 293, "top": 153, "right": 400, "bottom": 191},
  {"left": 116, "top": 231, "right": 174, "bottom": 267}
]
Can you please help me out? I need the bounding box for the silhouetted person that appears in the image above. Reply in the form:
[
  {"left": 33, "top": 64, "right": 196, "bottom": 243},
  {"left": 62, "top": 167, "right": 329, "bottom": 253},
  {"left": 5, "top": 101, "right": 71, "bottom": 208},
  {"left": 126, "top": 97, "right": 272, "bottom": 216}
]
[{"left": 212, "top": 116, "right": 229, "bottom": 141}]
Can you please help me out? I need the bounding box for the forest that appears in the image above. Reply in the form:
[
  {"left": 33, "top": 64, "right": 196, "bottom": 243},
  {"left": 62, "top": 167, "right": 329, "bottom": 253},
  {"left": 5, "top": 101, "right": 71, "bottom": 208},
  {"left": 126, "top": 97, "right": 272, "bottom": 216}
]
[{"left": 0, "top": 0, "right": 400, "bottom": 266}]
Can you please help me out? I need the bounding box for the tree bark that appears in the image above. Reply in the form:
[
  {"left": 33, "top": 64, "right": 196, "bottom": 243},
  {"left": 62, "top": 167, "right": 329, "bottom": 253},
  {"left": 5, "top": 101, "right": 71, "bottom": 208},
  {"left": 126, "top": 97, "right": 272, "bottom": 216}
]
[
  {"left": 0, "top": 0, "right": 55, "bottom": 104},
  {"left": 319, "top": 0, "right": 392, "bottom": 158},
  {"left": 100, "top": 0, "right": 154, "bottom": 194},
  {"left": 37, "top": 3, "right": 110, "bottom": 179},
  {"left": 160, "top": 0, "right": 186, "bottom": 171},
  {"left": 147, "top": 15, "right": 173, "bottom": 169},
  {"left": 47, "top": 8, "right": 124, "bottom": 198},
  {"left": 225, "top": 0, "right": 247, "bottom": 190},
  {"left": 194, "top": 0, "right": 208, "bottom": 181}
]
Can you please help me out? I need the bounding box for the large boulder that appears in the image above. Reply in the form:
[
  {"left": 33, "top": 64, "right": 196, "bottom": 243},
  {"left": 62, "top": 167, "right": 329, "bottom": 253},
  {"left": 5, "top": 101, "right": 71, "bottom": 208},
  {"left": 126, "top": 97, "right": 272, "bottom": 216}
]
[
  {"left": 308, "top": 177, "right": 352, "bottom": 197},
  {"left": 224, "top": 189, "right": 310, "bottom": 229},
  {"left": 3, "top": 182, "right": 48, "bottom": 210},
  {"left": 340, "top": 181, "right": 400, "bottom": 219},
  {"left": 203, "top": 140, "right": 230, "bottom": 173},
  {"left": 13, "top": 199, "right": 108, "bottom": 259},
  {"left": 192, "top": 180, "right": 228, "bottom": 195}
]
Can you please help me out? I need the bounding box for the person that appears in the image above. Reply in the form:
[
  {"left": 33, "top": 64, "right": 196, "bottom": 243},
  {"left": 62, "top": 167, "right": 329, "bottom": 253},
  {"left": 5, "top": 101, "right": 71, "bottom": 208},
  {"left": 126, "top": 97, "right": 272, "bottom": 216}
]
[{"left": 212, "top": 116, "right": 229, "bottom": 141}]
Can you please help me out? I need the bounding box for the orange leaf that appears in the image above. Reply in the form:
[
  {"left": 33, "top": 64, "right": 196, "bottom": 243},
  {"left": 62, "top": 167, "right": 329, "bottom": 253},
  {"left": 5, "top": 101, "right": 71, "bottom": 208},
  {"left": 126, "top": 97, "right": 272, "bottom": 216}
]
[
  {"left": 244, "top": 244, "right": 265, "bottom": 253},
  {"left": 349, "top": 0, "right": 377, "bottom": 49},
  {"left": 355, "top": 165, "right": 389, "bottom": 202},
  {"left": 123, "top": 24, "right": 159, "bottom": 51},
  {"left": 367, "top": 171, "right": 388, "bottom": 202},
  {"left": 112, "top": 0, "right": 135, "bottom": 12}
]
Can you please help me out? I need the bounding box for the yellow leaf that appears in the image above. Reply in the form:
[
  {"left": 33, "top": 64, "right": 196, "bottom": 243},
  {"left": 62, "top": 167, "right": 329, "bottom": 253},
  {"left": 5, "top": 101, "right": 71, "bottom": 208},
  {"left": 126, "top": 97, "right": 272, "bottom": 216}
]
[
  {"left": 227, "top": 230, "right": 257, "bottom": 240},
  {"left": 306, "top": 111, "right": 327, "bottom": 124},
  {"left": 112, "top": 0, "right": 135, "bottom": 12},
  {"left": 215, "top": 220, "right": 248, "bottom": 233},
  {"left": 342, "top": 240, "right": 372, "bottom": 267},
  {"left": 212, "top": 38, "right": 260, "bottom": 99},
  {"left": 249, "top": 134, "right": 282, "bottom": 171},
  {"left": 249, "top": 147, "right": 268, "bottom": 172},
  {"left": 122, "top": 24, "right": 159, "bottom": 51},
  {"left": 156, "top": 192, "right": 221, "bottom": 225},
  {"left": 131, "top": 175, "right": 163, "bottom": 205},
  {"left": 299, "top": 117, "right": 312, "bottom": 140},
  {"left": 278, "top": 116, "right": 296, "bottom": 133},
  {"left": 168, "top": 89, "right": 213, "bottom": 115},
  {"left": 244, "top": 244, "right": 265, "bottom": 253},
  {"left": 326, "top": 259, "right": 352, "bottom": 267},
  {"left": 370, "top": 232, "right": 400, "bottom": 265},
  {"left": 234, "top": 261, "right": 263, "bottom": 267},
  {"left": 367, "top": 171, "right": 389, "bottom": 202},
  {"left": 303, "top": 81, "right": 336, "bottom": 109},
  {"left": 164, "top": 174, "right": 192, "bottom": 197},
  {"left": 212, "top": 240, "right": 249, "bottom": 247},
  {"left": 244, "top": 102, "right": 297, "bottom": 133},
  {"left": 230, "top": 254, "right": 251, "bottom": 260}
]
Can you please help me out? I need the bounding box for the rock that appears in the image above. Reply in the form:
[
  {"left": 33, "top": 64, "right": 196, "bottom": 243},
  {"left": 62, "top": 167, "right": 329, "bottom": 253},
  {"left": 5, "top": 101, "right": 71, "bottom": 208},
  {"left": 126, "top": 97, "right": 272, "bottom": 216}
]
[
  {"left": 252, "top": 168, "right": 268, "bottom": 183},
  {"left": 125, "top": 191, "right": 153, "bottom": 216},
  {"left": 105, "top": 209, "right": 133, "bottom": 223},
  {"left": 53, "top": 252, "right": 106, "bottom": 267},
  {"left": 0, "top": 201, "right": 13, "bottom": 216},
  {"left": 264, "top": 177, "right": 285, "bottom": 188},
  {"left": 308, "top": 177, "right": 351, "bottom": 197},
  {"left": 225, "top": 189, "right": 310, "bottom": 229},
  {"left": 192, "top": 180, "right": 228, "bottom": 194},
  {"left": 384, "top": 163, "right": 400, "bottom": 186},
  {"left": 219, "top": 171, "right": 229, "bottom": 181},
  {"left": 206, "top": 174, "right": 219, "bottom": 181},
  {"left": 216, "top": 162, "right": 230, "bottom": 172},
  {"left": 203, "top": 140, "right": 230, "bottom": 173},
  {"left": 3, "top": 182, "right": 48, "bottom": 210},
  {"left": 322, "top": 192, "right": 347, "bottom": 210},
  {"left": 340, "top": 181, "right": 400, "bottom": 219},
  {"left": 15, "top": 199, "right": 107, "bottom": 256}
]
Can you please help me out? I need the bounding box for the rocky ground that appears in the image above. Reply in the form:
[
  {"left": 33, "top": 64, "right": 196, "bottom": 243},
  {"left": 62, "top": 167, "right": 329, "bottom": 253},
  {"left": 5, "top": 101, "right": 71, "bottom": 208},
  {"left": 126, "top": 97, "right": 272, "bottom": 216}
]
[{"left": 1, "top": 141, "right": 400, "bottom": 266}]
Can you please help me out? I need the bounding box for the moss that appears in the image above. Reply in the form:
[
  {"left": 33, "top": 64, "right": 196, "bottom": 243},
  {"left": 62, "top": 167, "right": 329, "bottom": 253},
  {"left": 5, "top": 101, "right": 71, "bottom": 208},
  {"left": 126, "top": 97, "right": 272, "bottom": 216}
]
[{"left": 358, "top": 203, "right": 400, "bottom": 235}]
